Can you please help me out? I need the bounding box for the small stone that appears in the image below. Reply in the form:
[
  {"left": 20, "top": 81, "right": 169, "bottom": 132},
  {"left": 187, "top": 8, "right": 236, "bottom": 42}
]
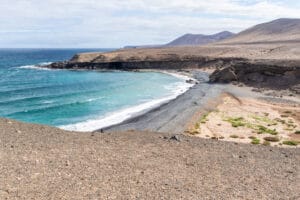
[
  {"left": 170, "top": 135, "right": 181, "bottom": 142},
  {"left": 232, "top": 154, "right": 238, "bottom": 159}
]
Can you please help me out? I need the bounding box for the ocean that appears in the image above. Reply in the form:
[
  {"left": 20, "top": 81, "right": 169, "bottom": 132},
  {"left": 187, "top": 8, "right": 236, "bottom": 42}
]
[{"left": 0, "top": 49, "right": 192, "bottom": 131}]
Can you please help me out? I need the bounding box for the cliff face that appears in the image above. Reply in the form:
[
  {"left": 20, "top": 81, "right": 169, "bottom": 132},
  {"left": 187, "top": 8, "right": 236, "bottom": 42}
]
[
  {"left": 209, "top": 61, "right": 300, "bottom": 93},
  {"left": 48, "top": 52, "right": 300, "bottom": 94},
  {"left": 46, "top": 18, "right": 300, "bottom": 93},
  {"left": 49, "top": 57, "right": 246, "bottom": 70}
]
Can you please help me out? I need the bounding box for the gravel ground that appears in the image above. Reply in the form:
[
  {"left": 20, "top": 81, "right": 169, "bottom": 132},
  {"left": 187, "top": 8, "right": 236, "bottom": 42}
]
[{"left": 1, "top": 118, "right": 299, "bottom": 199}]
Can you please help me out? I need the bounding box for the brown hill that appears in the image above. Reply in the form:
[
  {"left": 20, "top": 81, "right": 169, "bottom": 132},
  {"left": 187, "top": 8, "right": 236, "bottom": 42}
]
[
  {"left": 220, "top": 18, "right": 300, "bottom": 44},
  {"left": 166, "top": 31, "right": 235, "bottom": 46}
]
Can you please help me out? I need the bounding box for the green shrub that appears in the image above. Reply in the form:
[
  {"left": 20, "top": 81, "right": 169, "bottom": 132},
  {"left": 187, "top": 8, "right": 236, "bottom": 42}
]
[
  {"left": 294, "top": 130, "right": 300, "bottom": 134},
  {"left": 251, "top": 115, "right": 276, "bottom": 124},
  {"left": 194, "top": 122, "right": 200, "bottom": 129},
  {"left": 257, "top": 125, "right": 278, "bottom": 135},
  {"left": 282, "top": 140, "right": 299, "bottom": 146},
  {"left": 200, "top": 113, "right": 210, "bottom": 124},
  {"left": 251, "top": 138, "right": 260, "bottom": 144},
  {"left": 225, "top": 117, "right": 246, "bottom": 127},
  {"left": 230, "top": 135, "right": 239, "bottom": 138}
]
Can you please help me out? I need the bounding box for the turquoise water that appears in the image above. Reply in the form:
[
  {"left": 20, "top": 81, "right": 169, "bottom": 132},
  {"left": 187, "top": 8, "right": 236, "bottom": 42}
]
[{"left": 0, "top": 49, "right": 191, "bottom": 131}]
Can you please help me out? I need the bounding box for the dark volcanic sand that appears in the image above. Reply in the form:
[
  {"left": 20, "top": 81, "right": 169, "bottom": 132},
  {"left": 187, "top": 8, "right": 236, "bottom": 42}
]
[
  {"left": 0, "top": 118, "right": 299, "bottom": 199},
  {"left": 103, "top": 71, "right": 225, "bottom": 133}
]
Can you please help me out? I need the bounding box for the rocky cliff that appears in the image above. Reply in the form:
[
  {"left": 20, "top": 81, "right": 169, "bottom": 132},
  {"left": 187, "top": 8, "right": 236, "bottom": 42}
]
[
  {"left": 45, "top": 18, "right": 300, "bottom": 94},
  {"left": 209, "top": 60, "right": 300, "bottom": 93}
]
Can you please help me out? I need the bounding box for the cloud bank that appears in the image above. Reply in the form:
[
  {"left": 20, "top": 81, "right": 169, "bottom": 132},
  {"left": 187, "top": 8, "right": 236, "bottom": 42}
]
[{"left": 0, "top": 0, "right": 299, "bottom": 48}]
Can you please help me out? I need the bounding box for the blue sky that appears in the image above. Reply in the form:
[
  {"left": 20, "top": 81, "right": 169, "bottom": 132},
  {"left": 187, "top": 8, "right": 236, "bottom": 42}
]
[{"left": 0, "top": 0, "right": 299, "bottom": 48}]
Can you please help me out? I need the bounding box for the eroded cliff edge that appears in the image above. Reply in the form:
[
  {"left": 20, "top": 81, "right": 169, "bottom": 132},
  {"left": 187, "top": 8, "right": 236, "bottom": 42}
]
[{"left": 45, "top": 45, "right": 300, "bottom": 94}]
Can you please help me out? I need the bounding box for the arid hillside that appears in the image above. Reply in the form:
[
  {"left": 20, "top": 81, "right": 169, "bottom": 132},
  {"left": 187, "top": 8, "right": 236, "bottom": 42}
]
[
  {"left": 219, "top": 18, "right": 300, "bottom": 44},
  {"left": 69, "top": 19, "right": 300, "bottom": 63},
  {"left": 166, "top": 31, "right": 235, "bottom": 46}
]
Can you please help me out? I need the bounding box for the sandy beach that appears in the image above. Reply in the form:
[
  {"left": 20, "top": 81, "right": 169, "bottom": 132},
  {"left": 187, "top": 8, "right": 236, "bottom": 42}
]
[
  {"left": 104, "top": 70, "right": 300, "bottom": 148},
  {"left": 103, "top": 70, "right": 225, "bottom": 133}
]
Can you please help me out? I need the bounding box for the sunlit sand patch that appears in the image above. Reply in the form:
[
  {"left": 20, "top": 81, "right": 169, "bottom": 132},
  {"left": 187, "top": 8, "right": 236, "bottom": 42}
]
[{"left": 186, "top": 93, "right": 300, "bottom": 147}]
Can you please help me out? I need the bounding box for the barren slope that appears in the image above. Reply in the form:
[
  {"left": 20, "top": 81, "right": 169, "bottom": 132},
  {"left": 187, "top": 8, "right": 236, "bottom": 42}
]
[
  {"left": 219, "top": 18, "right": 300, "bottom": 44},
  {"left": 1, "top": 118, "right": 299, "bottom": 199},
  {"left": 167, "top": 31, "right": 234, "bottom": 46}
]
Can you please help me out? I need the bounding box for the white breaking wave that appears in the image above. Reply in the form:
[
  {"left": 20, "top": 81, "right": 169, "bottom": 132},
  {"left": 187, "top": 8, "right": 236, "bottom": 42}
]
[
  {"left": 18, "top": 62, "right": 53, "bottom": 70},
  {"left": 59, "top": 73, "right": 194, "bottom": 132}
]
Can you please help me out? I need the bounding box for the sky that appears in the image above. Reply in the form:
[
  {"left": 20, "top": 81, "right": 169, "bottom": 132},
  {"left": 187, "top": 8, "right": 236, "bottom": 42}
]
[{"left": 0, "top": 0, "right": 300, "bottom": 48}]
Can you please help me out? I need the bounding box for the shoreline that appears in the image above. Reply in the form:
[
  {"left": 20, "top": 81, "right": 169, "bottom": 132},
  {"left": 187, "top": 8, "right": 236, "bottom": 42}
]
[
  {"left": 102, "top": 70, "right": 225, "bottom": 133},
  {"left": 16, "top": 63, "right": 300, "bottom": 145},
  {"left": 59, "top": 69, "right": 196, "bottom": 132}
]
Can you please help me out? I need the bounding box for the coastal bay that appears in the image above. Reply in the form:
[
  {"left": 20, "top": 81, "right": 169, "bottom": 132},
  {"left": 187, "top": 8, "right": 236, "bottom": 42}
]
[{"left": 1, "top": 16, "right": 300, "bottom": 199}]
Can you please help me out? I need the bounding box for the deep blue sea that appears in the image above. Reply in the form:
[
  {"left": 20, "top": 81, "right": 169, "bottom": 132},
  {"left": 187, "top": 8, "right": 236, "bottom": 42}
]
[{"left": 0, "top": 49, "right": 191, "bottom": 131}]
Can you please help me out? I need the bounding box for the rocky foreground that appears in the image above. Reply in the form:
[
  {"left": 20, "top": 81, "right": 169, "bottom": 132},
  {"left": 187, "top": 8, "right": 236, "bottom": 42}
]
[{"left": 0, "top": 118, "right": 299, "bottom": 199}]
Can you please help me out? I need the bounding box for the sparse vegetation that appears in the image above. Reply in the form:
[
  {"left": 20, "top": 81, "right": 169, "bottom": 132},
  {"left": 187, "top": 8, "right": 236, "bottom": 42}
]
[
  {"left": 200, "top": 113, "right": 209, "bottom": 124},
  {"left": 263, "top": 112, "right": 269, "bottom": 116},
  {"left": 251, "top": 115, "right": 276, "bottom": 125},
  {"left": 187, "top": 129, "right": 199, "bottom": 135},
  {"left": 251, "top": 138, "right": 260, "bottom": 145},
  {"left": 225, "top": 117, "right": 245, "bottom": 127},
  {"left": 275, "top": 118, "right": 286, "bottom": 124},
  {"left": 282, "top": 140, "right": 299, "bottom": 146},
  {"left": 263, "top": 136, "right": 279, "bottom": 142},
  {"left": 286, "top": 123, "right": 297, "bottom": 129},
  {"left": 194, "top": 122, "right": 200, "bottom": 129},
  {"left": 257, "top": 125, "right": 278, "bottom": 135},
  {"left": 230, "top": 135, "right": 239, "bottom": 138}
]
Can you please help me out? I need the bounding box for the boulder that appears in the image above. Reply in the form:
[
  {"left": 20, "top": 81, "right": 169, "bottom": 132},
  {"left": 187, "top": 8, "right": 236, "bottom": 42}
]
[{"left": 209, "top": 67, "right": 237, "bottom": 83}]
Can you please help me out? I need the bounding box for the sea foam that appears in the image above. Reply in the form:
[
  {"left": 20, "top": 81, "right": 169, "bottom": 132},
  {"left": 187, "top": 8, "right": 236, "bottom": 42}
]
[
  {"left": 18, "top": 62, "right": 53, "bottom": 70},
  {"left": 59, "top": 73, "right": 194, "bottom": 132}
]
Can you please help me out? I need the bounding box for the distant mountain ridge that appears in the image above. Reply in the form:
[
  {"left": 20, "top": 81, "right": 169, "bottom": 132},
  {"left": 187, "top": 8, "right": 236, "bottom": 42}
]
[
  {"left": 123, "top": 31, "right": 235, "bottom": 49},
  {"left": 166, "top": 31, "right": 235, "bottom": 46},
  {"left": 219, "top": 18, "right": 300, "bottom": 44}
]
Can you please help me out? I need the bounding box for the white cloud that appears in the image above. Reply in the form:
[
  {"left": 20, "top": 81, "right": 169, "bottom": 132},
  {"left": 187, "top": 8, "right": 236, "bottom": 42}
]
[{"left": 0, "top": 0, "right": 299, "bottom": 47}]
